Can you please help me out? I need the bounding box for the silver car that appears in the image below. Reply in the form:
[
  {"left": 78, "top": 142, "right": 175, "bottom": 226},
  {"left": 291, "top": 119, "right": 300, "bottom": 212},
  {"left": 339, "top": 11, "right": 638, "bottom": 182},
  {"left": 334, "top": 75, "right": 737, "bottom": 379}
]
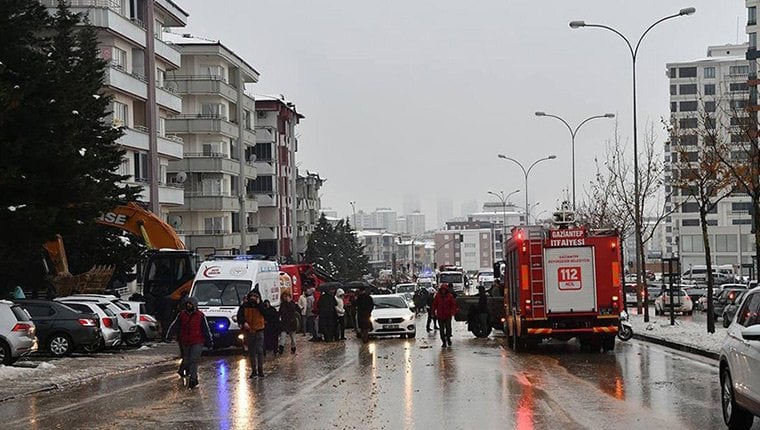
[
  {"left": 0, "top": 300, "right": 37, "bottom": 365},
  {"left": 65, "top": 295, "right": 140, "bottom": 345},
  {"left": 55, "top": 299, "right": 121, "bottom": 350},
  {"left": 124, "top": 301, "right": 160, "bottom": 342}
]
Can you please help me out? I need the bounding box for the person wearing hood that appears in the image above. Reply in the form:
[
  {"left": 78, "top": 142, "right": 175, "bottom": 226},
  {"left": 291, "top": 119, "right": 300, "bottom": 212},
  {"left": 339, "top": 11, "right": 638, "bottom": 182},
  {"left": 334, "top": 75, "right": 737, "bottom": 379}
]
[
  {"left": 278, "top": 291, "right": 301, "bottom": 354},
  {"left": 166, "top": 296, "right": 212, "bottom": 388},
  {"left": 317, "top": 287, "right": 338, "bottom": 342},
  {"left": 432, "top": 283, "right": 458, "bottom": 348},
  {"left": 335, "top": 288, "right": 347, "bottom": 341},
  {"left": 238, "top": 291, "right": 266, "bottom": 378}
]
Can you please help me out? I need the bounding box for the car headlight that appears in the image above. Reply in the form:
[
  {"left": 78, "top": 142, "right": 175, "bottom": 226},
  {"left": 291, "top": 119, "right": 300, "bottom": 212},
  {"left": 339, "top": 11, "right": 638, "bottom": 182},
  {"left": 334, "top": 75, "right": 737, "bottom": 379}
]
[{"left": 231, "top": 315, "right": 237, "bottom": 322}]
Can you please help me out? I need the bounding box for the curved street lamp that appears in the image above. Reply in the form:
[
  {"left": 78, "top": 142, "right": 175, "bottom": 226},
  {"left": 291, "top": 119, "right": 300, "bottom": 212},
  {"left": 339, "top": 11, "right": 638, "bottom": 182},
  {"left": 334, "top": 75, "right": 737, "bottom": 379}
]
[
  {"left": 487, "top": 189, "right": 520, "bottom": 240},
  {"left": 569, "top": 7, "right": 695, "bottom": 323},
  {"left": 497, "top": 154, "right": 556, "bottom": 221},
  {"left": 535, "top": 111, "right": 615, "bottom": 210}
]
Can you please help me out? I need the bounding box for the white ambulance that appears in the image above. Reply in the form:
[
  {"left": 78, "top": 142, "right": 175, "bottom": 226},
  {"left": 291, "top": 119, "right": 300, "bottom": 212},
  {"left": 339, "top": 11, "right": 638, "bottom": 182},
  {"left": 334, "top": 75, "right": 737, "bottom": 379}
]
[{"left": 189, "top": 256, "right": 281, "bottom": 348}]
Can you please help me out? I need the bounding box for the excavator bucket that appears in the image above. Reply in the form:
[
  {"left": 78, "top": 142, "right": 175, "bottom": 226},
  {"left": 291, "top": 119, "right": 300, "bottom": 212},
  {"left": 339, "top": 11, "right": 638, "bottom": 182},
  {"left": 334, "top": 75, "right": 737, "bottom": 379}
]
[{"left": 53, "top": 265, "right": 115, "bottom": 296}]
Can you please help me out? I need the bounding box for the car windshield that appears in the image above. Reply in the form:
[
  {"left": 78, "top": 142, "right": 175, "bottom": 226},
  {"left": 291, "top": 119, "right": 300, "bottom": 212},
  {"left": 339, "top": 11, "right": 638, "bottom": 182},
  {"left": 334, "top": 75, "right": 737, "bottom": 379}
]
[
  {"left": 479, "top": 272, "right": 494, "bottom": 278},
  {"left": 372, "top": 296, "right": 408, "bottom": 309},
  {"left": 624, "top": 285, "right": 636, "bottom": 294},
  {"left": 192, "top": 280, "right": 252, "bottom": 306},
  {"left": 439, "top": 273, "right": 463, "bottom": 283},
  {"left": 396, "top": 285, "right": 415, "bottom": 293}
]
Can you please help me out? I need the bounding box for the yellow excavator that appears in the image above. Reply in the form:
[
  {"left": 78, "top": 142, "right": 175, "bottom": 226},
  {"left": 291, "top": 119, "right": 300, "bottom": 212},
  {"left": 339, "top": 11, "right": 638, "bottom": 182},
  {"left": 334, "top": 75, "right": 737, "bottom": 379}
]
[{"left": 43, "top": 202, "right": 195, "bottom": 329}]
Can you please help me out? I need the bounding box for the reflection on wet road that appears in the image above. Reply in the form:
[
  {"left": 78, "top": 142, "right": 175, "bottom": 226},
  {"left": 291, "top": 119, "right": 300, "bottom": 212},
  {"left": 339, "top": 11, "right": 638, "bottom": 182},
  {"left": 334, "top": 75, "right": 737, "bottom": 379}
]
[{"left": 0, "top": 321, "right": 750, "bottom": 430}]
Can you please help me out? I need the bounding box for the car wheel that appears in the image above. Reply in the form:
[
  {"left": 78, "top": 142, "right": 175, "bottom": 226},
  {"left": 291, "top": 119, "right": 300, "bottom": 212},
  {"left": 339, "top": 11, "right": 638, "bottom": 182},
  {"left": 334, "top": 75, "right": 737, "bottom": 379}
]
[
  {"left": 124, "top": 331, "right": 144, "bottom": 347},
  {"left": 721, "top": 368, "right": 754, "bottom": 430},
  {"left": 48, "top": 334, "right": 73, "bottom": 357},
  {"left": 0, "top": 340, "right": 15, "bottom": 365},
  {"left": 82, "top": 339, "right": 102, "bottom": 353}
]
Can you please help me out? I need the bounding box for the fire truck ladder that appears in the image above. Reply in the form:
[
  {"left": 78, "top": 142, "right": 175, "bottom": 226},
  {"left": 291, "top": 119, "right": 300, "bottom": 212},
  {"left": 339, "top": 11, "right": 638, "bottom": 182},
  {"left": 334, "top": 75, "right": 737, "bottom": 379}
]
[{"left": 528, "top": 229, "right": 545, "bottom": 318}]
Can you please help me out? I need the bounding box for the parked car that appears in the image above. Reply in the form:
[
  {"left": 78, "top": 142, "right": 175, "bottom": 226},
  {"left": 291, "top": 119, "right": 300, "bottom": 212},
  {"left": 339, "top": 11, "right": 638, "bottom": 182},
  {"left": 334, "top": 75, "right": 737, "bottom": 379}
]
[
  {"left": 646, "top": 284, "right": 665, "bottom": 303},
  {"left": 683, "top": 286, "right": 707, "bottom": 305},
  {"left": 14, "top": 300, "right": 100, "bottom": 357},
  {"left": 64, "top": 294, "right": 141, "bottom": 346},
  {"left": 54, "top": 298, "right": 121, "bottom": 350},
  {"left": 624, "top": 284, "right": 637, "bottom": 306},
  {"left": 715, "top": 288, "right": 749, "bottom": 323},
  {"left": 0, "top": 300, "right": 37, "bottom": 365},
  {"left": 719, "top": 286, "right": 760, "bottom": 429},
  {"left": 722, "top": 291, "right": 747, "bottom": 329},
  {"left": 368, "top": 294, "right": 416, "bottom": 339},
  {"left": 123, "top": 301, "right": 160, "bottom": 343},
  {"left": 394, "top": 284, "right": 416, "bottom": 308},
  {"left": 654, "top": 287, "right": 693, "bottom": 316}
]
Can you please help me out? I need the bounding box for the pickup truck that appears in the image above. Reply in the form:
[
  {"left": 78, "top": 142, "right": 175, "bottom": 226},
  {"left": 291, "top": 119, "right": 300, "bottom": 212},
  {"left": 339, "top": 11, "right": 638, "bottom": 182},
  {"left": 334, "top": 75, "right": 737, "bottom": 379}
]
[{"left": 453, "top": 286, "right": 505, "bottom": 338}]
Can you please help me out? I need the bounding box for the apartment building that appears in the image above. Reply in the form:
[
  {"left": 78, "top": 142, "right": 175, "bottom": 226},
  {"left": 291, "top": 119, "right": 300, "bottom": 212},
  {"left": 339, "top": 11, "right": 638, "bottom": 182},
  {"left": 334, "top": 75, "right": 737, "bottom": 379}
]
[
  {"left": 250, "top": 96, "right": 304, "bottom": 260},
  {"left": 163, "top": 32, "right": 260, "bottom": 255},
  {"left": 434, "top": 229, "right": 493, "bottom": 272},
  {"left": 406, "top": 211, "right": 426, "bottom": 236},
  {"left": 41, "top": 0, "right": 189, "bottom": 217},
  {"left": 295, "top": 171, "right": 324, "bottom": 260},
  {"left": 666, "top": 43, "right": 756, "bottom": 269}
]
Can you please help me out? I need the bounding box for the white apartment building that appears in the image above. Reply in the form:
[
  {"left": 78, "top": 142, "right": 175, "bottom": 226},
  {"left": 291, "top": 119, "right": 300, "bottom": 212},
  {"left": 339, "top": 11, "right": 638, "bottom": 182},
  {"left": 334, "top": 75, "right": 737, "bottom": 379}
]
[
  {"left": 372, "top": 208, "right": 397, "bottom": 231},
  {"left": 356, "top": 231, "right": 398, "bottom": 267},
  {"left": 41, "top": 0, "right": 189, "bottom": 217},
  {"left": 434, "top": 229, "right": 493, "bottom": 272},
  {"left": 666, "top": 43, "right": 756, "bottom": 270},
  {"left": 406, "top": 211, "right": 426, "bottom": 236},
  {"left": 163, "top": 32, "right": 260, "bottom": 255},
  {"left": 295, "top": 171, "right": 324, "bottom": 260}
]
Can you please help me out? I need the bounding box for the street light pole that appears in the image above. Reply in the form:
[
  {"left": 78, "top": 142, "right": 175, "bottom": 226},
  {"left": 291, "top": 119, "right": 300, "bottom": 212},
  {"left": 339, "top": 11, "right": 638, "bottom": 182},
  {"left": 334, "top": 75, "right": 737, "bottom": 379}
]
[
  {"left": 570, "top": 7, "right": 695, "bottom": 323},
  {"left": 488, "top": 189, "right": 520, "bottom": 248},
  {"left": 497, "top": 154, "right": 556, "bottom": 222},
  {"left": 349, "top": 201, "right": 357, "bottom": 230},
  {"left": 535, "top": 112, "right": 615, "bottom": 210}
]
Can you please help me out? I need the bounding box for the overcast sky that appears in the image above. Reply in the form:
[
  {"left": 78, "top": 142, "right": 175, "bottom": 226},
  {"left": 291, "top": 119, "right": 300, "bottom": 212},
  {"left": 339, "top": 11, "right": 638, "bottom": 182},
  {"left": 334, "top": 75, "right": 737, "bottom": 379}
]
[{"left": 179, "top": 0, "right": 745, "bottom": 225}]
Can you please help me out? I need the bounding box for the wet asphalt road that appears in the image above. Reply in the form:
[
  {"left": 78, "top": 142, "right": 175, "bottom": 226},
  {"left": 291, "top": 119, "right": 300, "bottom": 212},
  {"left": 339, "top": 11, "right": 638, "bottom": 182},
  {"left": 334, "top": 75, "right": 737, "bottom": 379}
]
[{"left": 0, "top": 320, "right": 748, "bottom": 430}]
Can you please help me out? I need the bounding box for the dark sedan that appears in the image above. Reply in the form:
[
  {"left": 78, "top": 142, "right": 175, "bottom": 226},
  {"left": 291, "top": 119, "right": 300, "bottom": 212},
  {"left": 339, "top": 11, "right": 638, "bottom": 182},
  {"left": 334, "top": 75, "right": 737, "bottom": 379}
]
[{"left": 14, "top": 300, "right": 101, "bottom": 357}]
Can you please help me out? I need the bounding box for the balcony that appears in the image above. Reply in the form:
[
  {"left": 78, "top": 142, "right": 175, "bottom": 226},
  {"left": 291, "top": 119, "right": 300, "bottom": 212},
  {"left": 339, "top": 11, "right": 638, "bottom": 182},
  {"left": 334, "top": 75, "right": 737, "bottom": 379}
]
[
  {"left": 118, "top": 127, "right": 149, "bottom": 151},
  {"left": 154, "top": 37, "right": 182, "bottom": 68},
  {"left": 41, "top": 0, "right": 148, "bottom": 47},
  {"left": 251, "top": 192, "right": 275, "bottom": 207},
  {"left": 243, "top": 128, "right": 256, "bottom": 145},
  {"left": 166, "top": 114, "right": 239, "bottom": 138},
  {"left": 257, "top": 226, "right": 279, "bottom": 241},
  {"left": 155, "top": 0, "right": 188, "bottom": 26},
  {"left": 174, "top": 154, "right": 240, "bottom": 175},
  {"left": 159, "top": 184, "right": 184, "bottom": 205},
  {"left": 244, "top": 198, "right": 258, "bottom": 213},
  {"left": 156, "top": 85, "right": 182, "bottom": 113},
  {"left": 183, "top": 191, "right": 239, "bottom": 211},
  {"left": 105, "top": 65, "right": 147, "bottom": 99},
  {"left": 158, "top": 134, "right": 183, "bottom": 159},
  {"left": 182, "top": 231, "right": 241, "bottom": 250},
  {"left": 168, "top": 76, "right": 238, "bottom": 100},
  {"left": 254, "top": 161, "right": 276, "bottom": 176}
]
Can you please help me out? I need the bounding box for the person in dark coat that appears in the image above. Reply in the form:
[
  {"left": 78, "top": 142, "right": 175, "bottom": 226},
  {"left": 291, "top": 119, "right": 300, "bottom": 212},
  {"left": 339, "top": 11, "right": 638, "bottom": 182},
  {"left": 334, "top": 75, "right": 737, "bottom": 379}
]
[
  {"left": 262, "top": 300, "right": 280, "bottom": 355},
  {"left": 317, "top": 288, "right": 338, "bottom": 342},
  {"left": 432, "top": 283, "right": 458, "bottom": 347},
  {"left": 476, "top": 285, "right": 490, "bottom": 336},
  {"left": 413, "top": 288, "right": 425, "bottom": 316},
  {"left": 278, "top": 291, "right": 301, "bottom": 354},
  {"left": 166, "top": 297, "right": 212, "bottom": 388},
  {"left": 355, "top": 286, "right": 375, "bottom": 343},
  {"left": 426, "top": 287, "right": 438, "bottom": 331}
]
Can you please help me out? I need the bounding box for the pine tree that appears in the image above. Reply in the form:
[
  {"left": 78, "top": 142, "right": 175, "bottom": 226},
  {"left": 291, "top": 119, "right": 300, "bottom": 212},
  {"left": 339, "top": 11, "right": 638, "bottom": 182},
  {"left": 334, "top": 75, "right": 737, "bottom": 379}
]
[
  {"left": 0, "top": 1, "right": 141, "bottom": 296},
  {"left": 304, "top": 215, "right": 369, "bottom": 282}
]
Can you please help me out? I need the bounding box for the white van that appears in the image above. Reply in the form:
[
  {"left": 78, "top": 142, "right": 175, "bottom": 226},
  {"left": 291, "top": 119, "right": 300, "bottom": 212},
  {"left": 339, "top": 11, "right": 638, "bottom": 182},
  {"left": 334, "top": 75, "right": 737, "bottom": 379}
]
[{"left": 189, "top": 257, "right": 281, "bottom": 348}]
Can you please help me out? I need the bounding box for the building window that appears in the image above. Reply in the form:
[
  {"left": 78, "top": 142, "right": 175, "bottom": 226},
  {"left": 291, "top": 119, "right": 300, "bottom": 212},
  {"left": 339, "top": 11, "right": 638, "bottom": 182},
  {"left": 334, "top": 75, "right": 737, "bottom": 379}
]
[
  {"left": 679, "top": 67, "right": 697, "bottom": 78},
  {"left": 679, "top": 101, "right": 698, "bottom": 112},
  {"left": 704, "top": 84, "right": 715, "bottom": 95},
  {"left": 703, "top": 67, "right": 715, "bottom": 79},
  {"left": 752, "top": 33, "right": 758, "bottom": 50},
  {"left": 682, "top": 219, "right": 699, "bottom": 227},
  {"left": 734, "top": 219, "right": 752, "bottom": 225},
  {"left": 669, "top": 67, "right": 677, "bottom": 78},
  {"left": 244, "top": 110, "right": 252, "bottom": 130},
  {"left": 750, "top": 7, "right": 757, "bottom": 26},
  {"left": 729, "top": 65, "right": 750, "bottom": 76},
  {"left": 133, "top": 152, "right": 148, "bottom": 182},
  {"left": 112, "top": 101, "right": 128, "bottom": 127},
  {"left": 201, "top": 103, "right": 226, "bottom": 119},
  {"left": 670, "top": 85, "right": 677, "bottom": 95},
  {"left": 117, "top": 157, "right": 130, "bottom": 177},
  {"left": 201, "top": 65, "right": 226, "bottom": 82},
  {"left": 731, "top": 82, "right": 749, "bottom": 92},
  {"left": 110, "top": 47, "right": 127, "bottom": 70},
  {"left": 679, "top": 84, "right": 697, "bottom": 95},
  {"left": 731, "top": 99, "right": 749, "bottom": 109},
  {"left": 732, "top": 202, "right": 753, "bottom": 212},
  {"left": 249, "top": 175, "right": 273, "bottom": 193},
  {"left": 679, "top": 118, "right": 698, "bottom": 129},
  {"left": 678, "top": 135, "right": 698, "bottom": 145},
  {"left": 704, "top": 101, "right": 716, "bottom": 112}
]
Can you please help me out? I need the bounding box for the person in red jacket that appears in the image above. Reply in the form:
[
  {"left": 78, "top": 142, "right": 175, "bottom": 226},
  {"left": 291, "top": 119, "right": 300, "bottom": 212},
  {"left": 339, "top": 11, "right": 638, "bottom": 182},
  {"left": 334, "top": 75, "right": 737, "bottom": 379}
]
[
  {"left": 166, "top": 297, "right": 212, "bottom": 388},
  {"left": 432, "top": 283, "right": 458, "bottom": 347}
]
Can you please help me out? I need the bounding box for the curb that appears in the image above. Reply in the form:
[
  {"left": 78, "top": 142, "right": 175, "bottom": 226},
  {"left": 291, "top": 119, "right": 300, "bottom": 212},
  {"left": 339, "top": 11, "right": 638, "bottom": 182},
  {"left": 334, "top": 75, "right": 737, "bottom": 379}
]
[
  {"left": 0, "top": 355, "right": 177, "bottom": 403},
  {"left": 633, "top": 333, "right": 719, "bottom": 360}
]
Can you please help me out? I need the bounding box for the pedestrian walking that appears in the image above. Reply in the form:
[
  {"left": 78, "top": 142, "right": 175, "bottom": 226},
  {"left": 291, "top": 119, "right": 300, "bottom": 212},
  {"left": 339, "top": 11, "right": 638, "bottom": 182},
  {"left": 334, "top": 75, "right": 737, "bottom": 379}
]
[
  {"left": 318, "top": 288, "right": 338, "bottom": 342},
  {"left": 298, "top": 289, "right": 309, "bottom": 335},
  {"left": 305, "top": 288, "right": 319, "bottom": 341},
  {"left": 237, "top": 292, "right": 266, "bottom": 378},
  {"left": 278, "top": 291, "right": 301, "bottom": 354},
  {"left": 426, "top": 288, "right": 438, "bottom": 331},
  {"left": 432, "top": 283, "right": 458, "bottom": 347},
  {"left": 476, "top": 285, "right": 490, "bottom": 337},
  {"left": 262, "top": 300, "right": 279, "bottom": 355},
  {"left": 335, "top": 288, "right": 346, "bottom": 341},
  {"left": 355, "top": 286, "right": 374, "bottom": 343},
  {"left": 413, "top": 288, "right": 424, "bottom": 316},
  {"left": 165, "top": 297, "right": 212, "bottom": 389}
]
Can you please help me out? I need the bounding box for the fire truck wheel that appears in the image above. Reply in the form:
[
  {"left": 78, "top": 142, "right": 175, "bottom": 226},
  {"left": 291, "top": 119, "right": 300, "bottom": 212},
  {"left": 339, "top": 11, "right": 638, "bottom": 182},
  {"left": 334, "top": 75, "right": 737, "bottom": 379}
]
[{"left": 601, "top": 336, "right": 615, "bottom": 352}]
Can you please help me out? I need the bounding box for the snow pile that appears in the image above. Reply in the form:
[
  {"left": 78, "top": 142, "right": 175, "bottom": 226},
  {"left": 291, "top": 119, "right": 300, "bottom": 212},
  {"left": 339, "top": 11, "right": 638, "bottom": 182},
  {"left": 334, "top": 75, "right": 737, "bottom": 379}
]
[{"left": 630, "top": 313, "right": 726, "bottom": 354}]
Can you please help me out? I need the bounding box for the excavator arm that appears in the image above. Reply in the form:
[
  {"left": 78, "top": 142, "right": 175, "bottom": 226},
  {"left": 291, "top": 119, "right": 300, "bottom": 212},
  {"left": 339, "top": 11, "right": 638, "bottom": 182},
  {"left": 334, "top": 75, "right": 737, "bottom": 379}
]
[{"left": 96, "top": 202, "right": 185, "bottom": 250}]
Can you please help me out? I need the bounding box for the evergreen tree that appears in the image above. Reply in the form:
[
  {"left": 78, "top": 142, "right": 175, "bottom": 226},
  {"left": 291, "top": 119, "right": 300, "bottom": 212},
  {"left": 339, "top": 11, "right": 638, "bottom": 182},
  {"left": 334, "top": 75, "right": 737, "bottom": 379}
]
[
  {"left": 0, "top": 1, "right": 141, "bottom": 296},
  {"left": 304, "top": 215, "right": 369, "bottom": 281}
]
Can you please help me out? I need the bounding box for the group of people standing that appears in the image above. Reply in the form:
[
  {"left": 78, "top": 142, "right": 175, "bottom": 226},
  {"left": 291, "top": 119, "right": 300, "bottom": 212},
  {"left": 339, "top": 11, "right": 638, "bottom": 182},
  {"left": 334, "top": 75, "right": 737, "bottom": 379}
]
[{"left": 295, "top": 285, "right": 375, "bottom": 343}]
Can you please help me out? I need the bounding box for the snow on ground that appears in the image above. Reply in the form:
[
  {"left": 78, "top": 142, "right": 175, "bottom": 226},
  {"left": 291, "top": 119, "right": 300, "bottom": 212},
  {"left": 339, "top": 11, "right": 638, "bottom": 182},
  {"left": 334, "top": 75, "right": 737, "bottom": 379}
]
[
  {"left": 630, "top": 313, "right": 726, "bottom": 354},
  {"left": 0, "top": 343, "right": 177, "bottom": 401}
]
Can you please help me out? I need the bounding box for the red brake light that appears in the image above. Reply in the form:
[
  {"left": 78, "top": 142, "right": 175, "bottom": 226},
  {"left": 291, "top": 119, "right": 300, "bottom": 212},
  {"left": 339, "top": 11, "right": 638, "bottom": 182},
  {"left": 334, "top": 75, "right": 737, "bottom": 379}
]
[
  {"left": 11, "top": 323, "right": 33, "bottom": 332},
  {"left": 139, "top": 315, "right": 155, "bottom": 323},
  {"left": 78, "top": 318, "right": 97, "bottom": 327},
  {"left": 120, "top": 312, "right": 135, "bottom": 320},
  {"left": 103, "top": 317, "right": 113, "bottom": 328}
]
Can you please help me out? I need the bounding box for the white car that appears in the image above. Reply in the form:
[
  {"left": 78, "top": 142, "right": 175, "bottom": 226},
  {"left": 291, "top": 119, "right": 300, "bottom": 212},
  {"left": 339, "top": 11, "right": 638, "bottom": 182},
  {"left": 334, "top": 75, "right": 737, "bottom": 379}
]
[
  {"left": 124, "top": 301, "right": 160, "bottom": 343},
  {"left": 0, "top": 300, "right": 37, "bottom": 365},
  {"left": 720, "top": 286, "right": 760, "bottom": 429},
  {"left": 368, "top": 294, "right": 416, "bottom": 339},
  {"left": 62, "top": 295, "right": 141, "bottom": 346},
  {"left": 654, "top": 287, "right": 694, "bottom": 316},
  {"left": 54, "top": 299, "right": 122, "bottom": 350},
  {"left": 394, "top": 284, "right": 416, "bottom": 308}
]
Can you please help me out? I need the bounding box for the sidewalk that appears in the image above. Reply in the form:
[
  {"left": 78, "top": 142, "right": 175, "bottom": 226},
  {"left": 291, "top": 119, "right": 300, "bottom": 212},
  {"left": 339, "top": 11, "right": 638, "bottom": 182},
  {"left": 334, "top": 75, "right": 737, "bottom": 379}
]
[
  {"left": 0, "top": 342, "right": 177, "bottom": 402},
  {"left": 628, "top": 311, "right": 725, "bottom": 360}
]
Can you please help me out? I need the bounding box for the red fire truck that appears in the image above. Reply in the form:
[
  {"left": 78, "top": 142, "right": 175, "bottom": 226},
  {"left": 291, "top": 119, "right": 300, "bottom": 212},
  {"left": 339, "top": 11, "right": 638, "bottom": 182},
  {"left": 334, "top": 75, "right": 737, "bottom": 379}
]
[{"left": 502, "top": 217, "right": 623, "bottom": 352}]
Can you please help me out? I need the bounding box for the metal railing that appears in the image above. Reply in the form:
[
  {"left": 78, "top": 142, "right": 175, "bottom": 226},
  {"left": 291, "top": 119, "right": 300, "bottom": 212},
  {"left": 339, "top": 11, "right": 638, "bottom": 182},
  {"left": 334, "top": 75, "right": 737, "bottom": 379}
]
[
  {"left": 176, "top": 229, "right": 231, "bottom": 236},
  {"left": 184, "top": 190, "right": 233, "bottom": 197},
  {"left": 183, "top": 152, "right": 227, "bottom": 158},
  {"left": 167, "top": 74, "right": 229, "bottom": 84},
  {"left": 174, "top": 113, "right": 228, "bottom": 121}
]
